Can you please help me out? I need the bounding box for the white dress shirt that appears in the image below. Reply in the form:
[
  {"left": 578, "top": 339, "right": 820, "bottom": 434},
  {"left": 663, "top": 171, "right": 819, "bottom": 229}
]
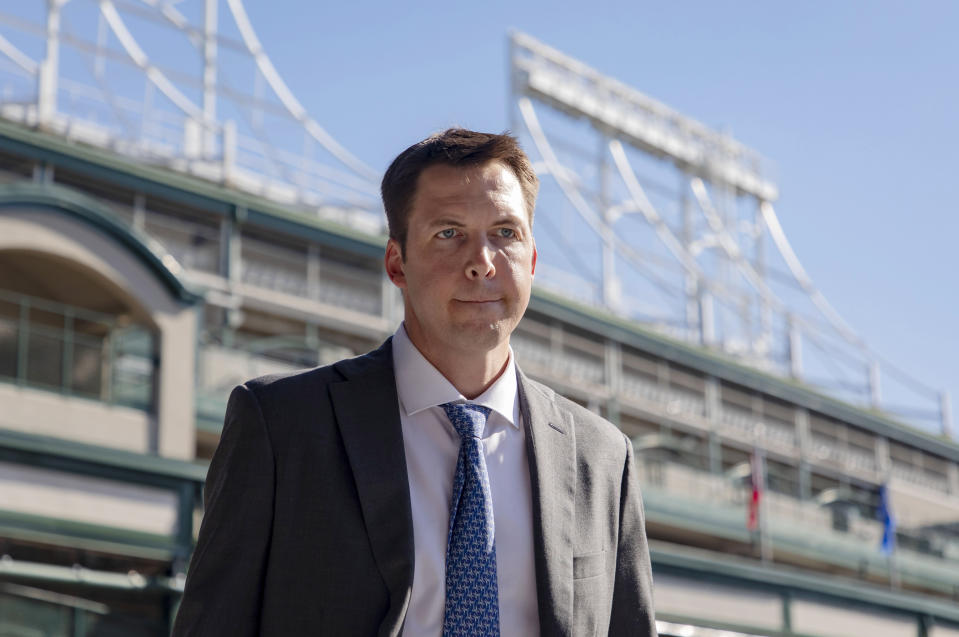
[{"left": 392, "top": 324, "right": 540, "bottom": 637}]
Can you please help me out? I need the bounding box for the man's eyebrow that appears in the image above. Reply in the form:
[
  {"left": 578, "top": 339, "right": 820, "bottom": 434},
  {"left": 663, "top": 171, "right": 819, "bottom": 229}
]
[{"left": 425, "top": 218, "right": 466, "bottom": 229}]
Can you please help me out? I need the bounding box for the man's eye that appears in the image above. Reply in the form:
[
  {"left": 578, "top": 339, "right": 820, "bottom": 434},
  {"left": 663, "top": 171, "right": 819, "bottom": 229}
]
[
  {"left": 437, "top": 229, "right": 457, "bottom": 239},
  {"left": 497, "top": 228, "right": 516, "bottom": 238}
]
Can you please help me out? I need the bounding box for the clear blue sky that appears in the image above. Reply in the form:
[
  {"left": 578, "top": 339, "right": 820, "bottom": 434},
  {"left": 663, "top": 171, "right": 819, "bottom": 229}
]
[{"left": 235, "top": 1, "right": 958, "bottom": 435}]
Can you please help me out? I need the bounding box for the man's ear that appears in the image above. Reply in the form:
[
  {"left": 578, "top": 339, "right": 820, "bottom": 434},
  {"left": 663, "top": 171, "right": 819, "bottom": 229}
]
[
  {"left": 531, "top": 239, "right": 537, "bottom": 276},
  {"left": 384, "top": 238, "right": 406, "bottom": 289}
]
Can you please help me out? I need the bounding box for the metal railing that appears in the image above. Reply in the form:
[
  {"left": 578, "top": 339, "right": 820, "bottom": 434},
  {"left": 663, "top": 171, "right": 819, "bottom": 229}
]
[
  {"left": 240, "top": 238, "right": 382, "bottom": 315},
  {"left": 636, "top": 452, "right": 959, "bottom": 575},
  {"left": 142, "top": 210, "right": 220, "bottom": 273},
  {"left": 195, "top": 339, "right": 355, "bottom": 430},
  {"left": 521, "top": 342, "right": 959, "bottom": 498}
]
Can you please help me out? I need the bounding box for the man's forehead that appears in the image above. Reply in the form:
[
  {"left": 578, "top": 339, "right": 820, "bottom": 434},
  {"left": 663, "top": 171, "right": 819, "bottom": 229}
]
[
  {"left": 415, "top": 161, "right": 522, "bottom": 205},
  {"left": 426, "top": 158, "right": 510, "bottom": 181}
]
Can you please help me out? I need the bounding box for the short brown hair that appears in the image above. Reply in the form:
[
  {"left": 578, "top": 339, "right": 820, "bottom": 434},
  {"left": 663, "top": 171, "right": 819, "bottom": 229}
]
[{"left": 381, "top": 128, "right": 539, "bottom": 253}]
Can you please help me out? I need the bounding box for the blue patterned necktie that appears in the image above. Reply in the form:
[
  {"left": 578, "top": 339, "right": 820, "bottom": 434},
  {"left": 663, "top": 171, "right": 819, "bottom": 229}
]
[{"left": 440, "top": 402, "right": 500, "bottom": 637}]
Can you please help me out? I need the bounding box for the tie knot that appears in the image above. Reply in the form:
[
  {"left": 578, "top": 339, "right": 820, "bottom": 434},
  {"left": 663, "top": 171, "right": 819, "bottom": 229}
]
[{"left": 441, "top": 402, "right": 492, "bottom": 440}]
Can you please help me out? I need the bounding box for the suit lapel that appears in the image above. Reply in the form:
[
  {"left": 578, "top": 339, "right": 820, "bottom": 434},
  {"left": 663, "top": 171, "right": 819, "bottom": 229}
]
[
  {"left": 329, "top": 339, "right": 413, "bottom": 637},
  {"left": 518, "top": 370, "right": 575, "bottom": 636}
]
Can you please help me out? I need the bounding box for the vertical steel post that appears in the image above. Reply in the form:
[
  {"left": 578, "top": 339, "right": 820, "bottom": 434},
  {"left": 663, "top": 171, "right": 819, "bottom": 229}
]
[
  {"left": 95, "top": 9, "right": 107, "bottom": 79},
  {"left": 38, "top": 0, "right": 63, "bottom": 125},
  {"left": 680, "top": 172, "right": 699, "bottom": 342},
  {"left": 202, "top": 0, "right": 218, "bottom": 159},
  {"left": 699, "top": 293, "right": 714, "bottom": 347},
  {"left": 598, "top": 135, "right": 619, "bottom": 312},
  {"left": 754, "top": 199, "right": 772, "bottom": 356},
  {"left": 788, "top": 314, "right": 803, "bottom": 380},
  {"left": 796, "top": 408, "right": 811, "bottom": 500}
]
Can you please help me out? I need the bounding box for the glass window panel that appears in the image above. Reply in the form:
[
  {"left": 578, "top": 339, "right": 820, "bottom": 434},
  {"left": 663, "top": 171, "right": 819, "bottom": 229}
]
[
  {"left": 0, "top": 318, "right": 17, "bottom": 379},
  {"left": 26, "top": 325, "right": 63, "bottom": 389},
  {"left": 71, "top": 334, "right": 105, "bottom": 399},
  {"left": 112, "top": 327, "right": 156, "bottom": 410}
]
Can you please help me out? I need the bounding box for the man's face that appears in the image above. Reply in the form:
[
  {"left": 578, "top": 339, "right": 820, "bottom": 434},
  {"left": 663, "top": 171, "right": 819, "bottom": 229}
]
[{"left": 385, "top": 160, "right": 536, "bottom": 360}]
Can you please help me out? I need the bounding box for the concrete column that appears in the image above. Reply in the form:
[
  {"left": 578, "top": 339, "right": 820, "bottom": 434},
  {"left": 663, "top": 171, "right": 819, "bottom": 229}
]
[
  {"left": 307, "top": 244, "right": 321, "bottom": 303},
  {"left": 705, "top": 376, "right": 722, "bottom": 475},
  {"left": 796, "top": 408, "right": 811, "bottom": 499},
  {"left": 155, "top": 305, "right": 198, "bottom": 460},
  {"left": 947, "top": 462, "right": 959, "bottom": 496},
  {"left": 876, "top": 437, "right": 891, "bottom": 482},
  {"left": 605, "top": 340, "right": 622, "bottom": 427}
]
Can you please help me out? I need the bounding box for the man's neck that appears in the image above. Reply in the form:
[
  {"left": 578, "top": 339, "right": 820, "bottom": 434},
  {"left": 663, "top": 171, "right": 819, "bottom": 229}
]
[{"left": 402, "top": 327, "right": 511, "bottom": 400}]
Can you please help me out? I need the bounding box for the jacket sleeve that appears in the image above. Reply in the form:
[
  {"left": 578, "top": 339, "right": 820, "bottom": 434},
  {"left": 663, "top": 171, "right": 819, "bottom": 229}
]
[
  {"left": 172, "top": 384, "right": 276, "bottom": 637},
  {"left": 609, "top": 433, "right": 658, "bottom": 636}
]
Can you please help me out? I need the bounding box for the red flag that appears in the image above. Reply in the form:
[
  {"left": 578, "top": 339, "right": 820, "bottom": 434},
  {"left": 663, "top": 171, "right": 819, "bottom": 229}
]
[{"left": 747, "top": 451, "right": 763, "bottom": 531}]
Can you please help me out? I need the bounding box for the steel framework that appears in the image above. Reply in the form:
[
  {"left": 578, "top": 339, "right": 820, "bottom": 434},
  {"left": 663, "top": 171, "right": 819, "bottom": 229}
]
[
  {"left": 0, "top": 4, "right": 949, "bottom": 436},
  {"left": 0, "top": 0, "right": 381, "bottom": 231},
  {"left": 509, "top": 32, "right": 951, "bottom": 435}
]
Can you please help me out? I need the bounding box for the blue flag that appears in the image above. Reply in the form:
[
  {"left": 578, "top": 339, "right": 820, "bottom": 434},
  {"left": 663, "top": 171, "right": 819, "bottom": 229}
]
[{"left": 878, "top": 484, "right": 896, "bottom": 556}]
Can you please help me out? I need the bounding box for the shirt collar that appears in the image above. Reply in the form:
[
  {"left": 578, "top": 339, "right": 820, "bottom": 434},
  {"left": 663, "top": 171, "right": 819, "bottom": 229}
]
[{"left": 392, "top": 323, "right": 519, "bottom": 429}]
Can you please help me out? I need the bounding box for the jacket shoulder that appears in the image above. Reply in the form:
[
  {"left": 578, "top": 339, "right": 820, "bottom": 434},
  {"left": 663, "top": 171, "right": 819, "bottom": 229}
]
[
  {"left": 522, "top": 375, "right": 629, "bottom": 455},
  {"left": 242, "top": 338, "right": 393, "bottom": 403}
]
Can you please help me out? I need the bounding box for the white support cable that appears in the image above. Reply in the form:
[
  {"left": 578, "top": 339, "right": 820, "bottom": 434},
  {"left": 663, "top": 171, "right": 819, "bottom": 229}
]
[
  {"left": 758, "top": 200, "right": 865, "bottom": 348},
  {"left": 691, "top": 181, "right": 900, "bottom": 390},
  {"left": 0, "top": 34, "right": 38, "bottom": 74},
  {"left": 225, "top": 0, "right": 378, "bottom": 182},
  {"left": 98, "top": 0, "right": 204, "bottom": 120},
  {"left": 689, "top": 178, "right": 791, "bottom": 357},
  {"left": 761, "top": 200, "right": 941, "bottom": 400},
  {"left": 99, "top": 0, "right": 379, "bottom": 204},
  {"left": 609, "top": 141, "right": 789, "bottom": 364},
  {"left": 801, "top": 330, "right": 872, "bottom": 397},
  {"left": 69, "top": 24, "right": 140, "bottom": 140},
  {"left": 535, "top": 213, "right": 605, "bottom": 280},
  {"left": 134, "top": 0, "right": 196, "bottom": 43},
  {"left": 609, "top": 140, "right": 705, "bottom": 281},
  {"left": 218, "top": 72, "right": 376, "bottom": 207},
  {"left": 118, "top": 0, "right": 249, "bottom": 52},
  {"left": 518, "top": 97, "right": 679, "bottom": 301},
  {"left": 689, "top": 177, "right": 781, "bottom": 309}
]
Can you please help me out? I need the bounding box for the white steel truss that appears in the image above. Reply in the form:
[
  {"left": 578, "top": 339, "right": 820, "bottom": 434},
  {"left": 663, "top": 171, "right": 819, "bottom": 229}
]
[
  {"left": 0, "top": 0, "right": 382, "bottom": 232},
  {"left": 509, "top": 31, "right": 951, "bottom": 436},
  {"left": 0, "top": 6, "right": 949, "bottom": 436}
]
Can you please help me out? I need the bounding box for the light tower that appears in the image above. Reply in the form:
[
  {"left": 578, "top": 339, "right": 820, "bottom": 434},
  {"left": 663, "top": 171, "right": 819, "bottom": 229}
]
[{"left": 509, "top": 31, "right": 950, "bottom": 435}]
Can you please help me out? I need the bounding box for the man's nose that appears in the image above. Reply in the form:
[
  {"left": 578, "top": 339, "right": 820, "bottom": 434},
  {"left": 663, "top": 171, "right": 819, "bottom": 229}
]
[{"left": 465, "top": 239, "right": 496, "bottom": 280}]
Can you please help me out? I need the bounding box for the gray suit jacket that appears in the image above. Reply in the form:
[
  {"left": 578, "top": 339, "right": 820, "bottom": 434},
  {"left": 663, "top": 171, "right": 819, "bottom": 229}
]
[{"left": 173, "top": 339, "right": 656, "bottom": 636}]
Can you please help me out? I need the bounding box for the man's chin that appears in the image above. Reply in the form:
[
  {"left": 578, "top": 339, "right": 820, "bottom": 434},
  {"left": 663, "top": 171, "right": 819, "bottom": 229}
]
[{"left": 451, "top": 320, "right": 512, "bottom": 351}]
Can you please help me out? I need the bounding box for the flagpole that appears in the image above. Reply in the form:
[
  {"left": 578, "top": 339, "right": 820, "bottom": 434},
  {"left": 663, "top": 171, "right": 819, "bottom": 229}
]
[
  {"left": 748, "top": 448, "right": 773, "bottom": 564},
  {"left": 879, "top": 482, "right": 899, "bottom": 589},
  {"left": 757, "top": 449, "right": 772, "bottom": 563}
]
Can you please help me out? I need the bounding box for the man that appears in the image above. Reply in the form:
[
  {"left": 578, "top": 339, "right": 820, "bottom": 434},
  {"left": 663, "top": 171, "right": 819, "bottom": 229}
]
[{"left": 173, "top": 129, "right": 656, "bottom": 636}]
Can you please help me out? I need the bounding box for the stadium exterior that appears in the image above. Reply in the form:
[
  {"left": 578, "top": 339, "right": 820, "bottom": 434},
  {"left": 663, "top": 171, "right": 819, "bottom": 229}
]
[{"left": 1, "top": 114, "right": 959, "bottom": 636}]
